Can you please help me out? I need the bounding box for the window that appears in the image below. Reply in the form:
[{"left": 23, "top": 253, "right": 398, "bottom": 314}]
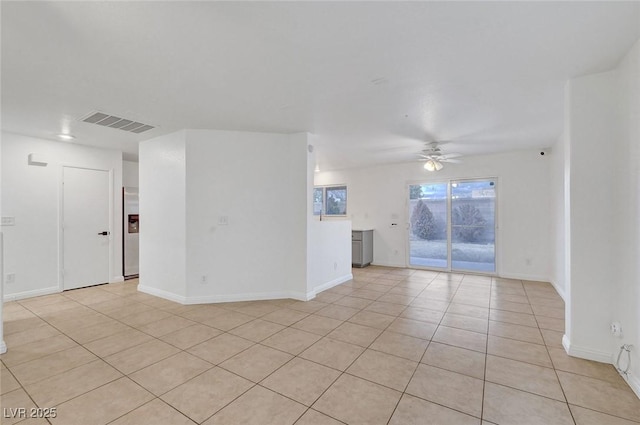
[
  {"left": 313, "top": 187, "right": 323, "bottom": 215},
  {"left": 314, "top": 185, "right": 347, "bottom": 216}
]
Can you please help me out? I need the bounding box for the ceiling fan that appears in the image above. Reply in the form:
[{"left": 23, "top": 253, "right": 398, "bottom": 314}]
[{"left": 418, "top": 142, "right": 462, "bottom": 171}]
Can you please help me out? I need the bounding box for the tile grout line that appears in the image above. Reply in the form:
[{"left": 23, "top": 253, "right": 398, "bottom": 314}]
[
  {"left": 524, "top": 281, "right": 578, "bottom": 425},
  {"left": 478, "top": 275, "right": 498, "bottom": 423},
  {"left": 6, "top": 269, "right": 633, "bottom": 424}
]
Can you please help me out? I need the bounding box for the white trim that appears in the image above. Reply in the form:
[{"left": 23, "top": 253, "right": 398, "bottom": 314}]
[
  {"left": 548, "top": 280, "right": 566, "bottom": 302},
  {"left": 623, "top": 371, "right": 640, "bottom": 400},
  {"left": 110, "top": 276, "right": 125, "bottom": 283},
  {"left": 370, "top": 262, "right": 406, "bottom": 268},
  {"left": 186, "top": 291, "right": 311, "bottom": 304},
  {"left": 562, "top": 334, "right": 614, "bottom": 363},
  {"left": 499, "top": 272, "right": 552, "bottom": 284},
  {"left": 0, "top": 232, "right": 5, "bottom": 354},
  {"left": 610, "top": 348, "right": 640, "bottom": 400},
  {"left": 138, "top": 285, "right": 187, "bottom": 304},
  {"left": 59, "top": 165, "right": 114, "bottom": 291},
  {"left": 309, "top": 273, "right": 353, "bottom": 297},
  {"left": 405, "top": 177, "right": 500, "bottom": 274},
  {"left": 562, "top": 334, "right": 571, "bottom": 353},
  {"left": 4, "top": 286, "right": 60, "bottom": 302},
  {"left": 108, "top": 168, "right": 115, "bottom": 286},
  {"left": 138, "top": 284, "right": 312, "bottom": 305},
  {"left": 564, "top": 335, "right": 640, "bottom": 399}
]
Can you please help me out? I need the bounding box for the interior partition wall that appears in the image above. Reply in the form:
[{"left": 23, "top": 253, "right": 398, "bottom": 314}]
[{"left": 408, "top": 178, "right": 497, "bottom": 274}]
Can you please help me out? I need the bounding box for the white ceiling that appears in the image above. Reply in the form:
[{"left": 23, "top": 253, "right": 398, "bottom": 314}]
[{"left": 2, "top": 1, "right": 639, "bottom": 170}]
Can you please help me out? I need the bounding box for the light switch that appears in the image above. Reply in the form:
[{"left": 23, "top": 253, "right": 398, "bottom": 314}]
[{"left": 1, "top": 217, "right": 15, "bottom": 226}]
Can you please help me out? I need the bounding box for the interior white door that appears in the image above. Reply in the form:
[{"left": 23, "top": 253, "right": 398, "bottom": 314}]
[{"left": 63, "top": 167, "right": 110, "bottom": 290}]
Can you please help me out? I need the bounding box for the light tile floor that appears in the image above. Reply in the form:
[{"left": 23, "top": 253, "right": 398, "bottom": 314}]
[{"left": 2, "top": 267, "right": 640, "bottom": 424}]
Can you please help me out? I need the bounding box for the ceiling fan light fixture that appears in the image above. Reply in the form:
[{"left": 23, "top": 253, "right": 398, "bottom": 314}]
[{"left": 424, "top": 159, "right": 443, "bottom": 171}]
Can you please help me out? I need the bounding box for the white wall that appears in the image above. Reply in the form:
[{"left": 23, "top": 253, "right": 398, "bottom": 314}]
[
  {"left": 138, "top": 131, "right": 187, "bottom": 299},
  {"left": 612, "top": 38, "right": 640, "bottom": 395},
  {"left": 123, "top": 160, "right": 139, "bottom": 187},
  {"left": 138, "top": 129, "right": 344, "bottom": 303},
  {"left": 550, "top": 133, "right": 566, "bottom": 298},
  {"left": 561, "top": 38, "right": 640, "bottom": 397},
  {"left": 1, "top": 132, "right": 123, "bottom": 299},
  {"left": 184, "top": 130, "right": 309, "bottom": 301},
  {"left": 307, "top": 221, "right": 352, "bottom": 295},
  {"left": 564, "top": 70, "right": 618, "bottom": 362},
  {"left": 315, "top": 149, "right": 552, "bottom": 282},
  {"left": 306, "top": 135, "right": 353, "bottom": 295},
  {"left": 1, "top": 134, "right": 5, "bottom": 351}
]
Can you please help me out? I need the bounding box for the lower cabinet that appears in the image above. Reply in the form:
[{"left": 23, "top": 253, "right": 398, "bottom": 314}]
[{"left": 352, "top": 230, "right": 373, "bottom": 267}]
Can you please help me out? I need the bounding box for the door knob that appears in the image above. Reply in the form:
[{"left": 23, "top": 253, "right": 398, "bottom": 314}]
[{"left": 98, "top": 231, "right": 110, "bottom": 235}]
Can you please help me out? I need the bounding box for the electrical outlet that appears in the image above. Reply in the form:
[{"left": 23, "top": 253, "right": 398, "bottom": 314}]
[
  {"left": 5, "top": 273, "right": 15, "bottom": 284},
  {"left": 201, "top": 275, "right": 208, "bottom": 285},
  {"left": 218, "top": 216, "right": 228, "bottom": 226},
  {"left": 333, "top": 262, "right": 337, "bottom": 270},
  {"left": 611, "top": 322, "right": 623, "bottom": 337},
  {"left": 1, "top": 217, "right": 15, "bottom": 226},
  {"left": 525, "top": 258, "right": 532, "bottom": 266}
]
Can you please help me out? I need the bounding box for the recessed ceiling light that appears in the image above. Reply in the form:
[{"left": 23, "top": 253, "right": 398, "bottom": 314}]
[{"left": 58, "top": 134, "right": 75, "bottom": 141}]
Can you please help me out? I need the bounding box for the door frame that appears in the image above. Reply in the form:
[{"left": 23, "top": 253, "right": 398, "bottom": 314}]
[
  {"left": 405, "top": 176, "right": 500, "bottom": 276},
  {"left": 58, "top": 165, "right": 115, "bottom": 291}
]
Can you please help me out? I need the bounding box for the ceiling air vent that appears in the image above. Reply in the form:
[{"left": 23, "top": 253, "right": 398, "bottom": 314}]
[{"left": 80, "top": 111, "right": 155, "bottom": 134}]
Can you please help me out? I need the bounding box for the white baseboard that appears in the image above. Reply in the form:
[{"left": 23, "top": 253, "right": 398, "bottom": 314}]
[
  {"left": 498, "top": 272, "right": 551, "bottom": 284},
  {"left": 548, "top": 280, "right": 566, "bottom": 302},
  {"left": 370, "top": 262, "right": 405, "bottom": 268},
  {"left": 562, "top": 334, "right": 570, "bottom": 353},
  {"left": 138, "top": 284, "right": 312, "bottom": 305},
  {"left": 110, "top": 275, "right": 125, "bottom": 283},
  {"left": 3, "top": 286, "right": 60, "bottom": 302},
  {"left": 0, "top": 340, "right": 6, "bottom": 354},
  {"left": 186, "top": 290, "right": 311, "bottom": 305},
  {"left": 368, "top": 265, "right": 552, "bottom": 285},
  {"left": 308, "top": 273, "right": 353, "bottom": 299},
  {"left": 564, "top": 336, "right": 640, "bottom": 399},
  {"left": 562, "top": 334, "right": 614, "bottom": 363},
  {"left": 138, "top": 285, "right": 188, "bottom": 304},
  {"left": 623, "top": 370, "right": 640, "bottom": 400},
  {"left": 610, "top": 346, "right": 640, "bottom": 400}
]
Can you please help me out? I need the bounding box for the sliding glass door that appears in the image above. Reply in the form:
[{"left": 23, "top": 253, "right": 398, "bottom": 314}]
[
  {"left": 409, "top": 179, "right": 496, "bottom": 273},
  {"left": 408, "top": 183, "right": 449, "bottom": 269},
  {"left": 451, "top": 180, "right": 496, "bottom": 272}
]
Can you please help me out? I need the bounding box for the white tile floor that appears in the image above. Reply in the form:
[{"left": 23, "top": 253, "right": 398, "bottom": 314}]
[{"left": 1, "top": 267, "right": 639, "bottom": 424}]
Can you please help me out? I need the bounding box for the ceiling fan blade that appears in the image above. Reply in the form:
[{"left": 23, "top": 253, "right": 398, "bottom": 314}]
[
  {"left": 388, "top": 125, "right": 439, "bottom": 144},
  {"left": 442, "top": 158, "right": 462, "bottom": 164},
  {"left": 441, "top": 152, "right": 463, "bottom": 159},
  {"left": 418, "top": 154, "right": 440, "bottom": 161}
]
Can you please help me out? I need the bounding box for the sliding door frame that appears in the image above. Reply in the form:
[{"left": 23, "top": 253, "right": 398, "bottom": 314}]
[{"left": 406, "top": 176, "right": 499, "bottom": 276}]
